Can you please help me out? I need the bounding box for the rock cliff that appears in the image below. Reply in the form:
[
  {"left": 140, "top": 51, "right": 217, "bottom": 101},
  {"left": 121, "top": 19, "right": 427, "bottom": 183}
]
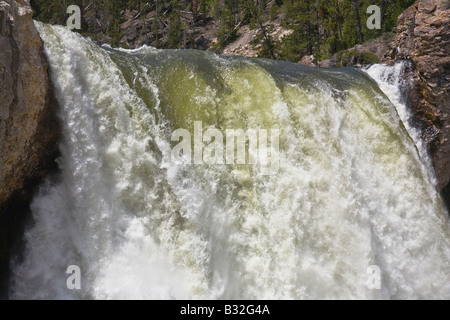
[
  {"left": 0, "top": 0, "right": 60, "bottom": 298},
  {"left": 385, "top": 0, "right": 450, "bottom": 191},
  {"left": 0, "top": 0, "right": 59, "bottom": 207}
]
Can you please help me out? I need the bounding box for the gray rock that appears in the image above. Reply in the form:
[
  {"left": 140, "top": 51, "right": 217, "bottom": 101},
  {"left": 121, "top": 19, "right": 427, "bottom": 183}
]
[{"left": 299, "top": 55, "right": 319, "bottom": 67}]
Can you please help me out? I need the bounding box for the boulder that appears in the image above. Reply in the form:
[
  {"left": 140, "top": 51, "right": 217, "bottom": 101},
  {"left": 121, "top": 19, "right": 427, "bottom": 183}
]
[{"left": 299, "top": 55, "right": 319, "bottom": 67}]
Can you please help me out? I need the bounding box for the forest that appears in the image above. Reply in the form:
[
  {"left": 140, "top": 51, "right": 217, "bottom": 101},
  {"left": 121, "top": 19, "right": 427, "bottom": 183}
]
[{"left": 30, "top": 0, "right": 416, "bottom": 62}]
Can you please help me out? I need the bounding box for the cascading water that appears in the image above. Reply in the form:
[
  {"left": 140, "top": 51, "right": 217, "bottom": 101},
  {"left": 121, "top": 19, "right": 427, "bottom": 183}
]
[
  {"left": 9, "top": 23, "right": 450, "bottom": 299},
  {"left": 364, "top": 61, "right": 434, "bottom": 178}
]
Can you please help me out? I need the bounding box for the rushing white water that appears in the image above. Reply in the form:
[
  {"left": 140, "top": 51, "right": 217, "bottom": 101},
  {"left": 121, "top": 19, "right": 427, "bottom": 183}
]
[
  {"left": 9, "top": 23, "right": 450, "bottom": 300},
  {"left": 364, "top": 62, "right": 435, "bottom": 180}
]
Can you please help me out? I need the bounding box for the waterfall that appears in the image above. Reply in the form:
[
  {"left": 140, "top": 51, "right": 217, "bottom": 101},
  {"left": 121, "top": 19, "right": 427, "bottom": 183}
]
[
  {"left": 9, "top": 23, "right": 450, "bottom": 299},
  {"left": 364, "top": 61, "right": 435, "bottom": 179}
]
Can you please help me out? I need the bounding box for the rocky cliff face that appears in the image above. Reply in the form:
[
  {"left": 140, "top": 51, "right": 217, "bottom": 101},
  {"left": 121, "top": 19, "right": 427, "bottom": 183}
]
[
  {"left": 0, "top": 0, "right": 60, "bottom": 298},
  {"left": 0, "top": 0, "right": 59, "bottom": 208},
  {"left": 385, "top": 0, "right": 450, "bottom": 191}
]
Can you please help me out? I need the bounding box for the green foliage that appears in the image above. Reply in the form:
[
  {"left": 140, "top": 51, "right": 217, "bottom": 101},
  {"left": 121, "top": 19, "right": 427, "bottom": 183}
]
[
  {"left": 334, "top": 49, "right": 379, "bottom": 66},
  {"left": 167, "top": 0, "right": 183, "bottom": 48},
  {"left": 241, "top": 0, "right": 259, "bottom": 26},
  {"left": 250, "top": 23, "right": 277, "bottom": 59},
  {"left": 278, "top": 0, "right": 414, "bottom": 62},
  {"left": 359, "top": 51, "right": 379, "bottom": 64},
  {"left": 30, "top": 0, "right": 414, "bottom": 62},
  {"left": 269, "top": 3, "right": 278, "bottom": 21},
  {"left": 216, "top": 0, "right": 239, "bottom": 49}
]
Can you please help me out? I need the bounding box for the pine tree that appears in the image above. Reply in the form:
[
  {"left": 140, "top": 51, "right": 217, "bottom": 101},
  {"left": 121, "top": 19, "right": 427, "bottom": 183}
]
[
  {"left": 168, "top": 0, "right": 183, "bottom": 48},
  {"left": 29, "top": 0, "right": 417, "bottom": 60}
]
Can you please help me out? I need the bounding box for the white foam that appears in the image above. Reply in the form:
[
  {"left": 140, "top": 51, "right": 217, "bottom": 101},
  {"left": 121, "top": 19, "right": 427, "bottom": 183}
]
[{"left": 10, "top": 23, "right": 450, "bottom": 300}]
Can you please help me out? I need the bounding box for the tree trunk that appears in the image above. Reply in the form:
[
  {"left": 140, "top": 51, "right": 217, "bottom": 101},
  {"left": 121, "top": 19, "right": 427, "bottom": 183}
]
[
  {"left": 259, "top": 22, "right": 275, "bottom": 59},
  {"left": 354, "top": 0, "right": 364, "bottom": 43}
]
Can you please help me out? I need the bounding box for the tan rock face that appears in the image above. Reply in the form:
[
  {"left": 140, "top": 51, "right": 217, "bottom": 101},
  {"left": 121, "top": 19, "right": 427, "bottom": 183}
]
[
  {"left": 0, "top": 0, "right": 60, "bottom": 208},
  {"left": 221, "top": 24, "right": 293, "bottom": 58},
  {"left": 299, "top": 55, "right": 319, "bottom": 67},
  {"left": 387, "top": 0, "right": 450, "bottom": 190}
]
